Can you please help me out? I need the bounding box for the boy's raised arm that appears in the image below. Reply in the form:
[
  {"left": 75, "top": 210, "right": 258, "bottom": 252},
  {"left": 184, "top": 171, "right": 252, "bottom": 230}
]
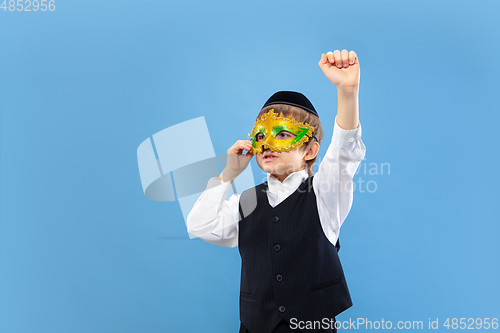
[{"left": 313, "top": 49, "right": 366, "bottom": 246}]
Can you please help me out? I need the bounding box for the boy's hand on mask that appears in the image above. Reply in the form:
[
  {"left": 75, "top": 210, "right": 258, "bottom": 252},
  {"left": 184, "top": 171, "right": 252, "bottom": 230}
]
[
  {"left": 318, "top": 49, "right": 360, "bottom": 90},
  {"left": 219, "top": 140, "right": 254, "bottom": 183}
]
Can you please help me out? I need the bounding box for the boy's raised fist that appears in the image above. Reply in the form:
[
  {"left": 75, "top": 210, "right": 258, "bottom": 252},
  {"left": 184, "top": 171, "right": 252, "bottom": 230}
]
[{"left": 318, "top": 49, "right": 360, "bottom": 90}]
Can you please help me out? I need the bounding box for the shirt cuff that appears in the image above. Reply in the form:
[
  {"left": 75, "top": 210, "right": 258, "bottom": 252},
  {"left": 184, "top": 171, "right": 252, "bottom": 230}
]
[
  {"left": 332, "top": 115, "right": 363, "bottom": 151},
  {"left": 202, "top": 177, "right": 233, "bottom": 204}
]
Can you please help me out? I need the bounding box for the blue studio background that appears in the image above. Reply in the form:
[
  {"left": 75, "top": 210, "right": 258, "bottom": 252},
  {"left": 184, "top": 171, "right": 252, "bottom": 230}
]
[{"left": 1, "top": 1, "right": 499, "bottom": 332}]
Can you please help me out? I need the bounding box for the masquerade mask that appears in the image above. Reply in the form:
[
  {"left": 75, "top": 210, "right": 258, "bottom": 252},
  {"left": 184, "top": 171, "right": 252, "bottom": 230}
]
[{"left": 248, "top": 109, "right": 315, "bottom": 154}]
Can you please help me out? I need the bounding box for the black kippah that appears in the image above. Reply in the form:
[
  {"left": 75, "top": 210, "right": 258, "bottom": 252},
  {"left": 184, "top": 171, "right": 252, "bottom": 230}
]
[{"left": 262, "top": 91, "right": 318, "bottom": 117}]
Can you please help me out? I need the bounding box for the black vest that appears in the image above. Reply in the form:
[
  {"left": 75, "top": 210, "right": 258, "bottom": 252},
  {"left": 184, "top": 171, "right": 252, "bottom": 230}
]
[{"left": 238, "top": 176, "right": 352, "bottom": 333}]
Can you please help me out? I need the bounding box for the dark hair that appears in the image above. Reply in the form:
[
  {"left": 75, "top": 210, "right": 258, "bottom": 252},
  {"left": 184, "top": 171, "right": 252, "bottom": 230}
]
[{"left": 256, "top": 104, "right": 323, "bottom": 176}]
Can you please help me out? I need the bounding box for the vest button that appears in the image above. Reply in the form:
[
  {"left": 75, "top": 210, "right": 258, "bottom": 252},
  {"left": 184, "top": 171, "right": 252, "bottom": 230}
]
[
  {"left": 276, "top": 274, "right": 283, "bottom": 281},
  {"left": 274, "top": 244, "right": 281, "bottom": 252},
  {"left": 278, "top": 305, "right": 286, "bottom": 313},
  {"left": 272, "top": 216, "right": 279, "bottom": 223}
]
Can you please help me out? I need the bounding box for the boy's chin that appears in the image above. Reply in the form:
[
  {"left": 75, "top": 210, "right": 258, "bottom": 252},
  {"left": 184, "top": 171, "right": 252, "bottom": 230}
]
[
  {"left": 259, "top": 164, "right": 277, "bottom": 174},
  {"left": 260, "top": 166, "right": 287, "bottom": 176}
]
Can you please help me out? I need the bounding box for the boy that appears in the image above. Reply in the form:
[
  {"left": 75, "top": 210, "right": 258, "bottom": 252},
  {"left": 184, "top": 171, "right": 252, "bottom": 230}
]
[{"left": 187, "top": 49, "right": 366, "bottom": 332}]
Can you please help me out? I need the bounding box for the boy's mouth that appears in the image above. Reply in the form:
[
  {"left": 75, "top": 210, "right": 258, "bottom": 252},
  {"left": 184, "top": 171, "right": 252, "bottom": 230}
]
[{"left": 263, "top": 152, "right": 278, "bottom": 162}]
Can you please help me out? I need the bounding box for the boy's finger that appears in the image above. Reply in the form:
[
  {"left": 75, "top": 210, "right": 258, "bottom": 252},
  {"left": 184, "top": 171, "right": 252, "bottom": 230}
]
[
  {"left": 333, "top": 50, "right": 342, "bottom": 68},
  {"left": 318, "top": 53, "right": 331, "bottom": 71},
  {"left": 326, "top": 51, "right": 335, "bottom": 64},
  {"left": 349, "top": 51, "right": 357, "bottom": 65},
  {"left": 229, "top": 142, "right": 250, "bottom": 154},
  {"left": 240, "top": 142, "right": 252, "bottom": 153},
  {"left": 318, "top": 53, "right": 328, "bottom": 66},
  {"left": 341, "top": 49, "right": 349, "bottom": 68}
]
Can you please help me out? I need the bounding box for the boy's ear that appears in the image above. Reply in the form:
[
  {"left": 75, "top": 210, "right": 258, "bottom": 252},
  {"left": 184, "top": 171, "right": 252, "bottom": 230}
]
[{"left": 303, "top": 141, "right": 320, "bottom": 161}]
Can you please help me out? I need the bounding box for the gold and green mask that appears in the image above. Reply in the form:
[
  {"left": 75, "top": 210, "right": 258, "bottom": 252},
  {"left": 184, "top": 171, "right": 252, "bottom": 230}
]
[{"left": 248, "top": 109, "right": 315, "bottom": 154}]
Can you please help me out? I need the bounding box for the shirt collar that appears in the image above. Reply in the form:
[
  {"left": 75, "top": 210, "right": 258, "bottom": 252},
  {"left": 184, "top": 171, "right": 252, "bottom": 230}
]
[{"left": 266, "top": 169, "right": 309, "bottom": 196}]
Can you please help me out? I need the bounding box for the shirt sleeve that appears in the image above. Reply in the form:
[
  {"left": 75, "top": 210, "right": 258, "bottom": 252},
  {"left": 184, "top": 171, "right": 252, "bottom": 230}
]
[
  {"left": 186, "top": 177, "right": 241, "bottom": 248},
  {"left": 313, "top": 115, "right": 367, "bottom": 246}
]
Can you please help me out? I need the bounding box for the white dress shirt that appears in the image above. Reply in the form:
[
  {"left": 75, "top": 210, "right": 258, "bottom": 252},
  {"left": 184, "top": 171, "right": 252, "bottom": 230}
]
[{"left": 186, "top": 115, "right": 366, "bottom": 248}]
